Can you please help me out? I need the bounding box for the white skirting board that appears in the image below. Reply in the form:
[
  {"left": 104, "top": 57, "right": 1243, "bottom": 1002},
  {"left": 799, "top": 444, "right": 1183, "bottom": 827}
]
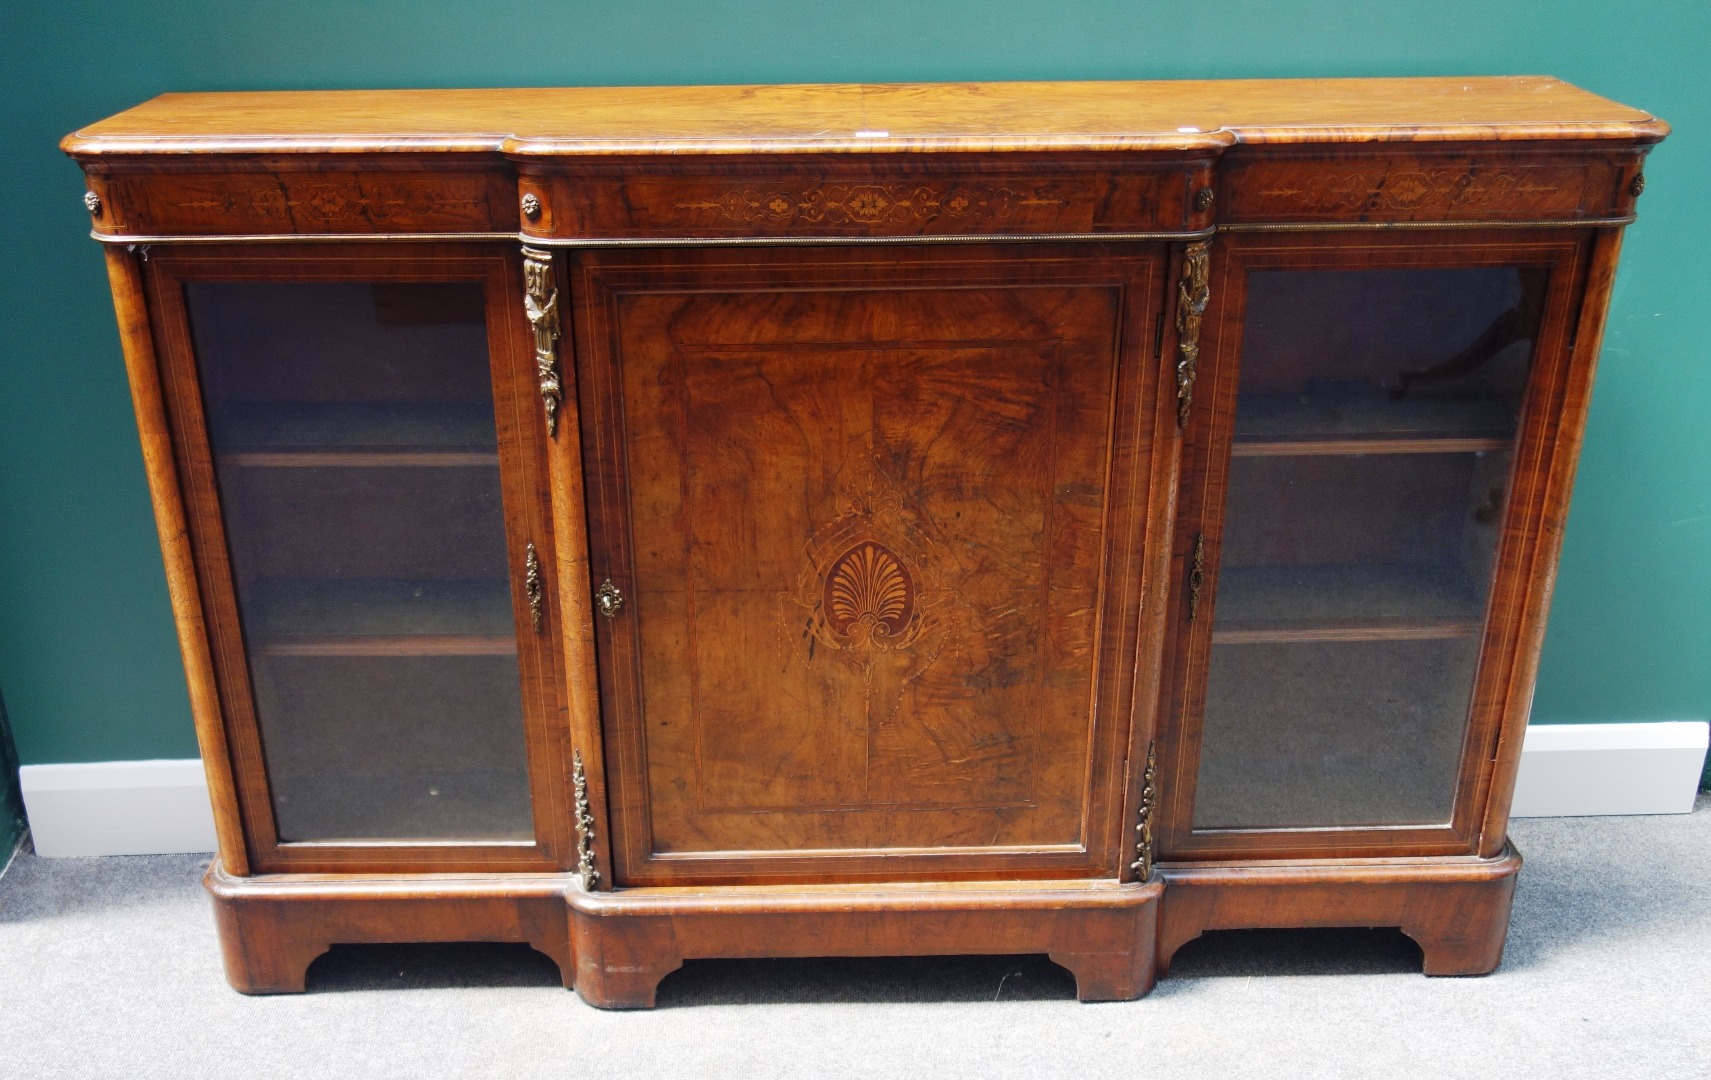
[
  {"left": 1509, "top": 721, "right": 1708, "bottom": 817},
  {"left": 16, "top": 722, "right": 1709, "bottom": 857},
  {"left": 19, "top": 759, "right": 217, "bottom": 858}
]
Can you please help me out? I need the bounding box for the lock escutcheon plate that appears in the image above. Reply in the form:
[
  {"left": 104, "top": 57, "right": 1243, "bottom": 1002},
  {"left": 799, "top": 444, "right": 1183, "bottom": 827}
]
[{"left": 595, "top": 579, "right": 624, "bottom": 619}]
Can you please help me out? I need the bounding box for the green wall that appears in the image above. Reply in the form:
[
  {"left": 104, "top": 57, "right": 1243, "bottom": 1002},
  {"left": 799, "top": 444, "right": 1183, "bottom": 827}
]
[{"left": 2, "top": 1, "right": 1706, "bottom": 771}]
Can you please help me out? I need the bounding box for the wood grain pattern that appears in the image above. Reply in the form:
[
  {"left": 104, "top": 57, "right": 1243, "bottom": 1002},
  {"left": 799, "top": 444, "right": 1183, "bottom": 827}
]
[
  {"left": 205, "top": 860, "right": 573, "bottom": 993},
  {"left": 568, "top": 877, "right": 1164, "bottom": 1007},
  {"left": 66, "top": 79, "right": 1660, "bottom": 239},
  {"left": 102, "top": 247, "right": 252, "bottom": 876},
  {"left": 1220, "top": 147, "right": 1639, "bottom": 225},
  {"left": 82, "top": 162, "right": 518, "bottom": 238},
  {"left": 572, "top": 244, "right": 1168, "bottom": 885},
  {"left": 63, "top": 77, "right": 1665, "bottom": 158},
  {"left": 1473, "top": 226, "right": 1629, "bottom": 857},
  {"left": 522, "top": 156, "right": 1209, "bottom": 239},
  {"left": 1157, "top": 844, "right": 1522, "bottom": 977}
]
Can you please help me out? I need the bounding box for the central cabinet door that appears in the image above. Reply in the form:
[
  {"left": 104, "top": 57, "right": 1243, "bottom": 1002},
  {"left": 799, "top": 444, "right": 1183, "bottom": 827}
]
[{"left": 570, "top": 245, "right": 1170, "bottom": 885}]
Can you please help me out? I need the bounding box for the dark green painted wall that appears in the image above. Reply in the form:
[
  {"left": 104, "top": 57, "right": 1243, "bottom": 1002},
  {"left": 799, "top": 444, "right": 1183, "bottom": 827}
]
[{"left": 2, "top": 1, "right": 1706, "bottom": 767}]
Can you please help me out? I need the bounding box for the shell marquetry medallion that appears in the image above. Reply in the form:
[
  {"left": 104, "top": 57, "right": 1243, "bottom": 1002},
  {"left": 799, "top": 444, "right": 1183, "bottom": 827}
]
[
  {"left": 773, "top": 447, "right": 1019, "bottom": 811},
  {"left": 823, "top": 542, "right": 917, "bottom": 648},
  {"left": 786, "top": 452, "right": 969, "bottom": 673}
]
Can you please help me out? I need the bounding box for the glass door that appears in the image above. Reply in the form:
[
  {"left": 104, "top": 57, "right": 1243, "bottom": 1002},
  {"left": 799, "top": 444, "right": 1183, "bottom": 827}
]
[
  {"left": 1162, "top": 232, "right": 1591, "bottom": 859},
  {"left": 147, "top": 245, "right": 571, "bottom": 872}
]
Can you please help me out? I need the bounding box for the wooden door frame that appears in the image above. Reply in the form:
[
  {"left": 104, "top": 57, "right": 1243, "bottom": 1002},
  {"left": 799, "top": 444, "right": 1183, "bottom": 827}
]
[
  {"left": 140, "top": 241, "right": 575, "bottom": 874},
  {"left": 1156, "top": 227, "right": 1599, "bottom": 862},
  {"left": 567, "top": 241, "right": 1178, "bottom": 886}
]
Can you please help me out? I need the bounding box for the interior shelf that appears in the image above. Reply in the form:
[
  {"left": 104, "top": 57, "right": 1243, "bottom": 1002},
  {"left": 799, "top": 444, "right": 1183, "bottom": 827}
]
[
  {"left": 213, "top": 403, "right": 499, "bottom": 467},
  {"left": 1211, "top": 563, "right": 1486, "bottom": 644},
  {"left": 242, "top": 579, "right": 519, "bottom": 657},
  {"left": 222, "top": 449, "right": 499, "bottom": 468},
  {"left": 1231, "top": 437, "right": 1509, "bottom": 458},
  {"left": 1231, "top": 386, "right": 1516, "bottom": 458}
]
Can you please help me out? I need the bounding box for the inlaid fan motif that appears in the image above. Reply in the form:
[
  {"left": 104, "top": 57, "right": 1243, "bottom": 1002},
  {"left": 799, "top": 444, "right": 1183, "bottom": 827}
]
[
  {"left": 823, "top": 542, "right": 916, "bottom": 643},
  {"left": 785, "top": 450, "right": 964, "bottom": 666}
]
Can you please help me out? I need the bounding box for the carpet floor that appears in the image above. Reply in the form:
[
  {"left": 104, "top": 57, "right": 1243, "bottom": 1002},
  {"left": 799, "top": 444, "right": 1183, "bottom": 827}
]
[{"left": 1, "top": 797, "right": 1706, "bottom": 1080}]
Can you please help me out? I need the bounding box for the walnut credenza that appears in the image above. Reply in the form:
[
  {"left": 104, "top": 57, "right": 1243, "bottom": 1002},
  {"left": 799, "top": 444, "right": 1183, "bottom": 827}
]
[{"left": 64, "top": 78, "right": 1666, "bottom": 1007}]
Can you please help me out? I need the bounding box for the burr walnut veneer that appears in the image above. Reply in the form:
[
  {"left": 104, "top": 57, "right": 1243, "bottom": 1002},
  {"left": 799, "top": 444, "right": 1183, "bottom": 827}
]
[{"left": 65, "top": 77, "right": 1665, "bottom": 1007}]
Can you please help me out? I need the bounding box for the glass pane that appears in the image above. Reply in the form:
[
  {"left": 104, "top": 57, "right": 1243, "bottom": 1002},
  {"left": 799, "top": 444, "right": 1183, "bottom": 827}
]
[
  {"left": 187, "top": 281, "right": 533, "bottom": 842},
  {"left": 1194, "top": 267, "right": 1545, "bottom": 830}
]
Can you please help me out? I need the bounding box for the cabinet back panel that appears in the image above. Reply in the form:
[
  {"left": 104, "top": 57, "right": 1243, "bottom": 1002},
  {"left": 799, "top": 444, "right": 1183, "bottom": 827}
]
[
  {"left": 1195, "top": 637, "right": 1478, "bottom": 829},
  {"left": 252, "top": 654, "right": 532, "bottom": 841},
  {"left": 188, "top": 282, "right": 493, "bottom": 406}
]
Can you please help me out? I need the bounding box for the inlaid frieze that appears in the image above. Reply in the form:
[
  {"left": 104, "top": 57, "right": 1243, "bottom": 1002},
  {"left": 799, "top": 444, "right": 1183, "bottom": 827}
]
[
  {"left": 93, "top": 169, "right": 516, "bottom": 235},
  {"left": 1221, "top": 154, "right": 1624, "bottom": 223}
]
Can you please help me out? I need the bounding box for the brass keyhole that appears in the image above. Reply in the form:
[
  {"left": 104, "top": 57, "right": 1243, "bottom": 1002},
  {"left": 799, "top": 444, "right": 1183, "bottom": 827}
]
[{"left": 595, "top": 580, "right": 624, "bottom": 619}]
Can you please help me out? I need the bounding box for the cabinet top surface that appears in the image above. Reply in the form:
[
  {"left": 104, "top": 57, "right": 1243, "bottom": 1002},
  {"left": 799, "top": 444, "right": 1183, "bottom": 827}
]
[{"left": 63, "top": 76, "right": 1665, "bottom": 158}]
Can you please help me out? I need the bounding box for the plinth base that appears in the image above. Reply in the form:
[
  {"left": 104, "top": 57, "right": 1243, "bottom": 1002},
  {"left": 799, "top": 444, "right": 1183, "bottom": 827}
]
[{"left": 207, "top": 843, "right": 1522, "bottom": 1005}]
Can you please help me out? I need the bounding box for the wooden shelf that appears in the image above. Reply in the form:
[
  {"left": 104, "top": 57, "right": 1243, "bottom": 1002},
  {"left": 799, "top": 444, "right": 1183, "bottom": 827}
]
[
  {"left": 213, "top": 403, "right": 499, "bottom": 467},
  {"left": 1232, "top": 387, "right": 1516, "bottom": 458},
  {"left": 223, "top": 449, "right": 498, "bottom": 468},
  {"left": 257, "top": 635, "right": 516, "bottom": 657},
  {"left": 1214, "top": 619, "right": 1481, "bottom": 644},
  {"left": 1211, "top": 563, "right": 1486, "bottom": 645},
  {"left": 1231, "top": 437, "right": 1509, "bottom": 458},
  {"left": 244, "top": 579, "right": 518, "bottom": 658}
]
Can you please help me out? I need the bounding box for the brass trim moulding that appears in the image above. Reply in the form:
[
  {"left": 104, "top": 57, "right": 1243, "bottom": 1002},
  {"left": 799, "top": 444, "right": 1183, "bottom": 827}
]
[
  {"left": 90, "top": 231, "right": 518, "bottom": 244},
  {"left": 91, "top": 229, "right": 1217, "bottom": 247},
  {"left": 88, "top": 218, "right": 1638, "bottom": 247},
  {"left": 519, "top": 228, "right": 1220, "bottom": 247},
  {"left": 274, "top": 838, "right": 540, "bottom": 850},
  {"left": 1219, "top": 215, "right": 1637, "bottom": 232}
]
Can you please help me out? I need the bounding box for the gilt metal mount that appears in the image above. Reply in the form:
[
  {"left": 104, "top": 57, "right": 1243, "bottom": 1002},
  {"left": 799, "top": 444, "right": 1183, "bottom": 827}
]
[
  {"left": 573, "top": 750, "right": 600, "bottom": 891},
  {"left": 522, "top": 247, "right": 564, "bottom": 437},
  {"left": 1130, "top": 741, "right": 1158, "bottom": 882},
  {"left": 1187, "top": 533, "right": 1206, "bottom": 621},
  {"left": 525, "top": 542, "right": 544, "bottom": 632},
  {"left": 1175, "top": 240, "right": 1212, "bottom": 429}
]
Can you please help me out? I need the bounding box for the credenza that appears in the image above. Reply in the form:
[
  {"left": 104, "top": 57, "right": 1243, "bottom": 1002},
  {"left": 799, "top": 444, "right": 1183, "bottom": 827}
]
[{"left": 63, "top": 77, "right": 1666, "bottom": 1007}]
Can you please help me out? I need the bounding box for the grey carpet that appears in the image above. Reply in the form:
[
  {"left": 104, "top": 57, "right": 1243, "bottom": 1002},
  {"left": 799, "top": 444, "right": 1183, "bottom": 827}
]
[{"left": 1, "top": 798, "right": 1706, "bottom": 1080}]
